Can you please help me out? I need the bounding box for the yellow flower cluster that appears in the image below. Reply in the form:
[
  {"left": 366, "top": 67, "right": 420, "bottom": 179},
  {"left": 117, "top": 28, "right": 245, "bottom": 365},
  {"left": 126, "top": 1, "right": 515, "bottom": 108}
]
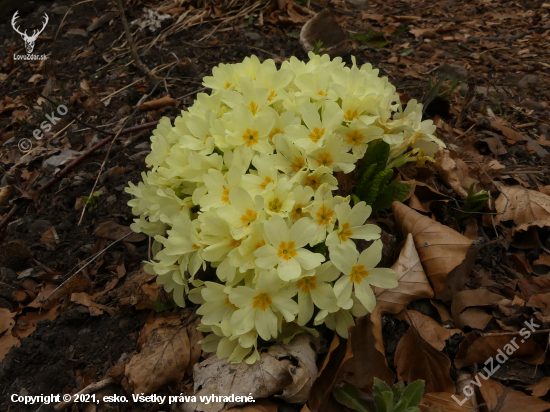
[{"left": 126, "top": 53, "right": 442, "bottom": 363}]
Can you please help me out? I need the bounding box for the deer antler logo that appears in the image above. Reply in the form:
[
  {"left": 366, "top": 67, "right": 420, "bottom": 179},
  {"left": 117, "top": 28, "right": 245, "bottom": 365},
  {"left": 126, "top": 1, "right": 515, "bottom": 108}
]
[{"left": 12, "top": 11, "right": 49, "bottom": 55}]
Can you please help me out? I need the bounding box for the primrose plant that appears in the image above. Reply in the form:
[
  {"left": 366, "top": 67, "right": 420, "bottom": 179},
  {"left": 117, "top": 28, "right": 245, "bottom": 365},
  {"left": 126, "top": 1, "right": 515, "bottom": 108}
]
[{"left": 126, "top": 53, "right": 445, "bottom": 363}]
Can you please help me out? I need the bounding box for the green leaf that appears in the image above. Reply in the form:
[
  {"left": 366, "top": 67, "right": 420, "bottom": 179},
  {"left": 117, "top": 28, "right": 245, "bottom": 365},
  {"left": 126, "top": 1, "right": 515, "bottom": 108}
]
[
  {"left": 374, "top": 390, "right": 394, "bottom": 412},
  {"left": 362, "top": 141, "right": 390, "bottom": 176},
  {"left": 364, "top": 169, "right": 393, "bottom": 205},
  {"left": 405, "top": 407, "right": 421, "bottom": 412},
  {"left": 392, "top": 26, "right": 409, "bottom": 36},
  {"left": 356, "top": 163, "right": 377, "bottom": 200},
  {"left": 333, "top": 381, "right": 373, "bottom": 412},
  {"left": 401, "top": 380, "right": 425, "bottom": 408},
  {"left": 373, "top": 378, "right": 392, "bottom": 398},
  {"left": 286, "top": 31, "right": 300, "bottom": 39},
  {"left": 372, "top": 181, "right": 411, "bottom": 212},
  {"left": 400, "top": 48, "right": 413, "bottom": 56},
  {"left": 153, "top": 295, "right": 178, "bottom": 312},
  {"left": 391, "top": 381, "right": 406, "bottom": 402}
]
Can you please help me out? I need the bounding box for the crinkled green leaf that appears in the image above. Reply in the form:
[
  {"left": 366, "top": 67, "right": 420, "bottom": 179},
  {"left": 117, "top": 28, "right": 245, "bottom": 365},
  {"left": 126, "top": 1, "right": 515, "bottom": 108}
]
[
  {"left": 364, "top": 169, "right": 393, "bottom": 205},
  {"left": 372, "top": 181, "right": 411, "bottom": 212},
  {"left": 333, "top": 381, "right": 373, "bottom": 412}
]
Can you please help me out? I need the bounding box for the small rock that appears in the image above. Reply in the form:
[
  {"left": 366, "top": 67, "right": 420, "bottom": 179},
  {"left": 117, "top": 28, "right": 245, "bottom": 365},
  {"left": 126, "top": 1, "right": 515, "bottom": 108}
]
[
  {"left": 17, "top": 268, "right": 35, "bottom": 280},
  {"left": 42, "top": 150, "right": 80, "bottom": 173},
  {"left": 522, "top": 99, "right": 546, "bottom": 111},
  {"left": 438, "top": 63, "right": 470, "bottom": 82},
  {"left": 19, "top": 388, "right": 29, "bottom": 396},
  {"left": 518, "top": 74, "right": 538, "bottom": 89},
  {"left": 66, "top": 29, "right": 88, "bottom": 38},
  {"left": 244, "top": 32, "right": 261, "bottom": 41},
  {"left": 106, "top": 195, "right": 117, "bottom": 205},
  {"left": 52, "top": 6, "right": 71, "bottom": 15}
]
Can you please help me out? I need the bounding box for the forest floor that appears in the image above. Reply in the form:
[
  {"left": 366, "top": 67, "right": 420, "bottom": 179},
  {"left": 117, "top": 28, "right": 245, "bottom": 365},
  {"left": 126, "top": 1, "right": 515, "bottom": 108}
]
[{"left": 0, "top": 0, "right": 550, "bottom": 411}]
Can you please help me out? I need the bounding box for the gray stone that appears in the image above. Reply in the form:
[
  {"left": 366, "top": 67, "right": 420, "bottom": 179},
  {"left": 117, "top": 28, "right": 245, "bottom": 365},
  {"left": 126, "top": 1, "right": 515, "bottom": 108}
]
[
  {"left": 106, "top": 195, "right": 117, "bottom": 205},
  {"left": 66, "top": 29, "right": 88, "bottom": 38},
  {"left": 438, "top": 63, "right": 470, "bottom": 82},
  {"left": 518, "top": 74, "right": 538, "bottom": 89},
  {"left": 42, "top": 150, "right": 79, "bottom": 172},
  {"left": 129, "top": 151, "right": 150, "bottom": 162},
  {"left": 244, "top": 32, "right": 261, "bottom": 41}
]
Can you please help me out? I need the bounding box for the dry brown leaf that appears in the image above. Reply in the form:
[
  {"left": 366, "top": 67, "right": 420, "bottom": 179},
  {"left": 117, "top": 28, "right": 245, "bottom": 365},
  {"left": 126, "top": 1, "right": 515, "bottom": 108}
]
[
  {"left": 125, "top": 315, "right": 201, "bottom": 395},
  {"left": 224, "top": 400, "right": 278, "bottom": 412},
  {"left": 340, "top": 307, "right": 395, "bottom": 394},
  {"left": 454, "top": 331, "right": 541, "bottom": 369},
  {"left": 451, "top": 289, "right": 507, "bottom": 329},
  {"left": 0, "top": 325, "right": 19, "bottom": 362},
  {"left": 375, "top": 233, "right": 434, "bottom": 314},
  {"left": 70, "top": 292, "right": 116, "bottom": 316},
  {"left": 527, "top": 377, "right": 550, "bottom": 397},
  {"left": 490, "top": 120, "right": 527, "bottom": 142},
  {"left": 534, "top": 253, "right": 550, "bottom": 267},
  {"left": 300, "top": 10, "right": 351, "bottom": 57},
  {"left": 0, "top": 308, "right": 15, "bottom": 334},
  {"left": 392, "top": 201, "right": 473, "bottom": 299},
  {"left": 419, "top": 392, "right": 473, "bottom": 412},
  {"left": 495, "top": 186, "right": 550, "bottom": 232},
  {"left": 139, "top": 96, "right": 177, "bottom": 111},
  {"left": 0, "top": 186, "right": 13, "bottom": 204},
  {"left": 12, "top": 306, "right": 60, "bottom": 339},
  {"left": 434, "top": 149, "right": 478, "bottom": 198},
  {"left": 94, "top": 221, "right": 146, "bottom": 242},
  {"left": 394, "top": 321, "right": 455, "bottom": 393},
  {"left": 308, "top": 334, "right": 348, "bottom": 412},
  {"left": 405, "top": 310, "right": 461, "bottom": 351},
  {"left": 181, "top": 334, "right": 317, "bottom": 412},
  {"left": 479, "top": 379, "right": 550, "bottom": 412}
]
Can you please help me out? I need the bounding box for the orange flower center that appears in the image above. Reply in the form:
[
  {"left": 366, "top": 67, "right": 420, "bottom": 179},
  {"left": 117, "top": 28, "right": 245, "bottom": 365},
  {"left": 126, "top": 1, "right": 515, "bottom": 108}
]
[
  {"left": 305, "top": 175, "right": 320, "bottom": 190},
  {"left": 247, "top": 101, "right": 259, "bottom": 115},
  {"left": 260, "top": 176, "right": 274, "bottom": 190},
  {"left": 316, "top": 205, "right": 334, "bottom": 226},
  {"left": 267, "top": 90, "right": 276, "bottom": 102},
  {"left": 242, "top": 128, "right": 259, "bottom": 147},
  {"left": 338, "top": 222, "right": 353, "bottom": 242},
  {"left": 221, "top": 188, "right": 230, "bottom": 204},
  {"left": 292, "top": 203, "right": 306, "bottom": 220},
  {"left": 350, "top": 265, "right": 369, "bottom": 284},
  {"left": 344, "top": 109, "right": 359, "bottom": 121},
  {"left": 290, "top": 156, "right": 306, "bottom": 173},
  {"left": 277, "top": 241, "right": 297, "bottom": 261},
  {"left": 296, "top": 276, "right": 317, "bottom": 294},
  {"left": 252, "top": 292, "right": 273, "bottom": 311},
  {"left": 346, "top": 130, "right": 364, "bottom": 146},
  {"left": 308, "top": 127, "right": 325, "bottom": 143},
  {"left": 316, "top": 152, "right": 333, "bottom": 167},
  {"left": 269, "top": 197, "right": 283, "bottom": 213},
  {"left": 240, "top": 209, "right": 258, "bottom": 227}
]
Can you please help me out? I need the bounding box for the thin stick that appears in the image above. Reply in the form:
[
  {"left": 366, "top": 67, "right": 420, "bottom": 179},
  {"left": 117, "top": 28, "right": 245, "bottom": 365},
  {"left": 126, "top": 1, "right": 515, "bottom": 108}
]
[
  {"left": 40, "top": 232, "right": 132, "bottom": 308},
  {"left": 52, "top": 377, "right": 114, "bottom": 412}
]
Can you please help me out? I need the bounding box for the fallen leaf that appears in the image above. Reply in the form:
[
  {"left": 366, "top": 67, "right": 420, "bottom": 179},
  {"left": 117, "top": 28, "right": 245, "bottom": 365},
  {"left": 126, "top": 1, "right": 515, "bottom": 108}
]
[
  {"left": 394, "top": 321, "right": 455, "bottom": 393},
  {"left": 454, "top": 331, "right": 541, "bottom": 369},
  {"left": 434, "top": 149, "right": 478, "bottom": 198},
  {"left": 94, "top": 221, "right": 146, "bottom": 242},
  {"left": 479, "top": 379, "right": 550, "bottom": 412},
  {"left": 404, "top": 310, "right": 461, "bottom": 351},
  {"left": 300, "top": 9, "right": 351, "bottom": 57},
  {"left": 181, "top": 334, "right": 317, "bottom": 412},
  {"left": 139, "top": 95, "right": 177, "bottom": 111},
  {"left": 419, "top": 392, "right": 473, "bottom": 412},
  {"left": 527, "top": 377, "right": 550, "bottom": 397},
  {"left": 451, "top": 289, "right": 507, "bottom": 329},
  {"left": 12, "top": 306, "right": 60, "bottom": 339},
  {"left": 495, "top": 186, "right": 550, "bottom": 233},
  {"left": 392, "top": 201, "right": 473, "bottom": 299},
  {"left": 0, "top": 186, "right": 13, "bottom": 204},
  {"left": 0, "top": 308, "right": 16, "bottom": 334},
  {"left": 70, "top": 292, "right": 116, "bottom": 316},
  {"left": 339, "top": 308, "right": 395, "bottom": 394},
  {"left": 125, "top": 315, "right": 201, "bottom": 395},
  {"left": 534, "top": 253, "right": 550, "bottom": 267},
  {"left": 375, "top": 233, "right": 434, "bottom": 314}
]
